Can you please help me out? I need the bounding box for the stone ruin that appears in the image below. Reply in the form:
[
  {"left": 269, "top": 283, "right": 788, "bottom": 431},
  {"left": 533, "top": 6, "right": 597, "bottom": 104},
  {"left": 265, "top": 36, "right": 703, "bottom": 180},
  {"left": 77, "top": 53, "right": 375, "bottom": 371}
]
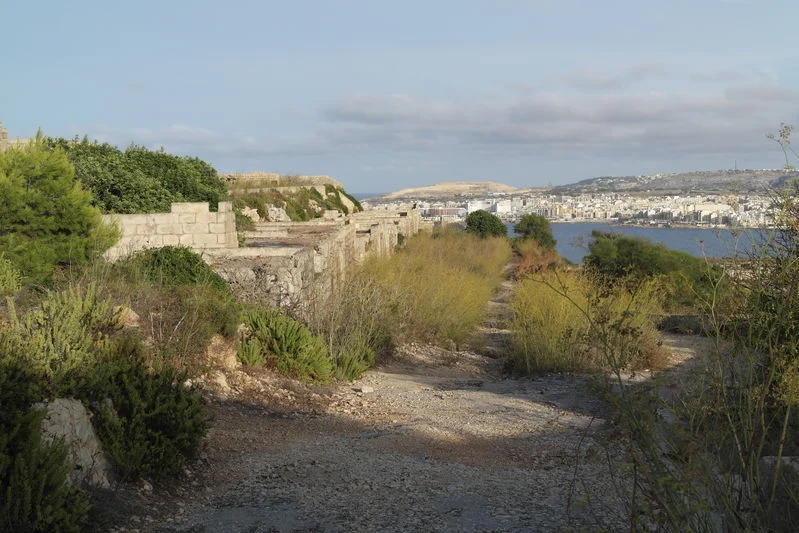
[{"left": 104, "top": 201, "right": 425, "bottom": 310}]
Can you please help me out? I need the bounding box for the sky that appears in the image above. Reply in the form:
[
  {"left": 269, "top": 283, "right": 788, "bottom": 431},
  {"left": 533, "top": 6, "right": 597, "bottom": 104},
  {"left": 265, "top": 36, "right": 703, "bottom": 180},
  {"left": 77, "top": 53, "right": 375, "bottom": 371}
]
[{"left": 1, "top": 0, "right": 798, "bottom": 193}]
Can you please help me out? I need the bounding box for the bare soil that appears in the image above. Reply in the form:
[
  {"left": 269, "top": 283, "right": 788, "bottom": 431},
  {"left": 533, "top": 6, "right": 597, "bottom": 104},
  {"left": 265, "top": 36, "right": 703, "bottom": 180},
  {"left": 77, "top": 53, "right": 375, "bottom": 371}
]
[{"left": 97, "top": 277, "right": 712, "bottom": 533}]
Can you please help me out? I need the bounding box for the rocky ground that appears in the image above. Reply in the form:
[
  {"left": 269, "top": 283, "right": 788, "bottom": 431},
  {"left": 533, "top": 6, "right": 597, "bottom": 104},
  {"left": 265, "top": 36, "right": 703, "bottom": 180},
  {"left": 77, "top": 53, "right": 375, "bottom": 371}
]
[{"left": 94, "top": 277, "right": 713, "bottom": 533}]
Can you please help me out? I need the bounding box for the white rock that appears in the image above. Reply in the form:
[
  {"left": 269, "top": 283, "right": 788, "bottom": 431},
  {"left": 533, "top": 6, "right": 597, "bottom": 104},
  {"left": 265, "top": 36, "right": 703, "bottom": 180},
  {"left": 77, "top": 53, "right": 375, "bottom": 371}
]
[{"left": 37, "top": 398, "right": 113, "bottom": 489}]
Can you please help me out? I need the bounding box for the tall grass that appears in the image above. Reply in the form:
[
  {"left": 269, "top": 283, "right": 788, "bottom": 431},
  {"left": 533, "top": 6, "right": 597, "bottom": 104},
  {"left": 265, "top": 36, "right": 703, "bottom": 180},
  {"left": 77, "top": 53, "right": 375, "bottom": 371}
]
[
  {"left": 508, "top": 271, "right": 665, "bottom": 375},
  {"left": 368, "top": 228, "right": 512, "bottom": 348},
  {"left": 306, "top": 227, "right": 512, "bottom": 379}
]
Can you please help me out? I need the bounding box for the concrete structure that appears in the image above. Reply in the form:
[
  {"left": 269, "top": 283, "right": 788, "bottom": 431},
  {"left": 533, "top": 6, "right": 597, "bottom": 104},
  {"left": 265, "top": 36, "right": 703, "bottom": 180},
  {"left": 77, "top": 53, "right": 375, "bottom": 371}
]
[{"left": 102, "top": 202, "right": 238, "bottom": 261}]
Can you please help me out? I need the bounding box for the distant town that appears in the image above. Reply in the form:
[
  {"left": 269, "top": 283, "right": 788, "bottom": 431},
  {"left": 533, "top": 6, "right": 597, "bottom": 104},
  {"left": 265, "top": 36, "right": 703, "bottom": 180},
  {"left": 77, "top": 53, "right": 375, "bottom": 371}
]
[{"left": 364, "top": 190, "right": 779, "bottom": 228}]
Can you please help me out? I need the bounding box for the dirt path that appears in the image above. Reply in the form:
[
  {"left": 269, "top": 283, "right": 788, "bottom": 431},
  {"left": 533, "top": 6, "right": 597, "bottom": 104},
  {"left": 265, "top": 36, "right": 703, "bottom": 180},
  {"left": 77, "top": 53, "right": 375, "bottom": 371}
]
[{"left": 104, "top": 275, "right": 710, "bottom": 533}]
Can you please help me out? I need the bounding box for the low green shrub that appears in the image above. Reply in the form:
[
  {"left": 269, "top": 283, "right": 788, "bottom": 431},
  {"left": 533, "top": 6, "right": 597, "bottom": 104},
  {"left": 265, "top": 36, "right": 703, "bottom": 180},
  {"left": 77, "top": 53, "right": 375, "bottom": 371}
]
[
  {"left": 332, "top": 334, "right": 376, "bottom": 381},
  {"left": 123, "top": 246, "right": 230, "bottom": 293},
  {"left": 105, "top": 248, "right": 239, "bottom": 371},
  {"left": 2, "top": 284, "right": 212, "bottom": 482},
  {"left": 239, "top": 308, "right": 332, "bottom": 382},
  {"left": 84, "top": 354, "right": 210, "bottom": 480},
  {"left": 0, "top": 358, "right": 90, "bottom": 533},
  {"left": 0, "top": 254, "right": 21, "bottom": 298},
  {"left": 6, "top": 283, "right": 120, "bottom": 394}
]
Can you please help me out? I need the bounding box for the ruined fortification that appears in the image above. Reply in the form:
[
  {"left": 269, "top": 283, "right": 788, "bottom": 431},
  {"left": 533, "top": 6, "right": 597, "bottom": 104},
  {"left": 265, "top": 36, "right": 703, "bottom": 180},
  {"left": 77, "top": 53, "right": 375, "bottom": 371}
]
[{"left": 104, "top": 201, "right": 423, "bottom": 310}]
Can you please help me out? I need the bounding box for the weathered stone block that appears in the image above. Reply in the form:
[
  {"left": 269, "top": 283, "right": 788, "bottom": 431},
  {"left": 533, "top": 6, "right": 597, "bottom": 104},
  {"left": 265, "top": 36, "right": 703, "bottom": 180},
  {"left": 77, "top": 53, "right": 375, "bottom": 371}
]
[
  {"left": 209, "top": 223, "right": 226, "bottom": 234},
  {"left": 194, "top": 233, "right": 220, "bottom": 246},
  {"left": 171, "top": 202, "right": 209, "bottom": 213},
  {"left": 218, "top": 202, "right": 233, "bottom": 213},
  {"left": 180, "top": 234, "right": 195, "bottom": 245},
  {"left": 157, "top": 224, "right": 184, "bottom": 235},
  {"left": 179, "top": 213, "right": 197, "bottom": 224},
  {"left": 162, "top": 235, "right": 180, "bottom": 246},
  {"left": 183, "top": 222, "right": 209, "bottom": 234}
]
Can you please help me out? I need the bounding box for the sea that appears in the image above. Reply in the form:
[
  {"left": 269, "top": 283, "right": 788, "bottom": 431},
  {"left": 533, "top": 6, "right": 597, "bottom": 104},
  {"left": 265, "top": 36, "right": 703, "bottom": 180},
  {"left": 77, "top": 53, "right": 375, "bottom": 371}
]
[{"left": 506, "top": 222, "right": 775, "bottom": 264}]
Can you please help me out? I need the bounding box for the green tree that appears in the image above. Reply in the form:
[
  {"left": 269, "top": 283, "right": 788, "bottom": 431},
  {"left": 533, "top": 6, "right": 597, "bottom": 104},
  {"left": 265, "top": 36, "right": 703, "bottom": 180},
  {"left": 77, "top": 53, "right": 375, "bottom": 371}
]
[
  {"left": 0, "top": 141, "right": 117, "bottom": 284},
  {"left": 465, "top": 210, "right": 507, "bottom": 238},
  {"left": 44, "top": 138, "right": 227, "bottom": 214},
  {"left": 514, "top": 214, "right": 556, "bottom": 249}
]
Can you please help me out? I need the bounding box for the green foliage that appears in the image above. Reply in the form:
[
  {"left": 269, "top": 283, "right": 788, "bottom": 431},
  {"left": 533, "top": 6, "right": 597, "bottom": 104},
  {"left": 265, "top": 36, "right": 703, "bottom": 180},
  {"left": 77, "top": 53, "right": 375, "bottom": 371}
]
[
  {"left": 239, "top": 308, "right": 332, "bottom": 382},
  {"left": 101, "top": 251, "right": 239, "bottom": 371},
  {"left": 1, "top": 284, "right": 212, "bottom": 482},
  {"left": 513, "top": 214, "right": 556, "bottom": 250},
  {"left": 84, "top": 355, "right": 210, "bottom": 480},
  {"left": 123, "top": 246, "right": 230, "bottom": 293},
  {"left": 308, "top": 268, "right": 396, "bottom": 381},
  {"left": 0, "top": 254, "right": 21, "bottom": 298},
  {"left": 465, "top": 210, "right": 507, "bottom": 238},
  {"left": 0, "top": 141, "right": 117, "bottom": 285},
  {"left": 584, "top": 230, "right": 724, "bottom": 310},
  {"left": 7, "top": 283, "right": 120, "bottom": 394},
  {"left": 0, "top": 358, "right": 90, "bottom": 533},
  {"left": 45, "top": 137, "right": 227, "bottom": 214}
]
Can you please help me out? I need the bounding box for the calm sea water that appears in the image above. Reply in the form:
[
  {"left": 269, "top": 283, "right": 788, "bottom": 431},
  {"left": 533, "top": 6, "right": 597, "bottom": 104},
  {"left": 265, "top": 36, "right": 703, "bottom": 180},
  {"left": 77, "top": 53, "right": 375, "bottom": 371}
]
[{"left": 506, "top": 222, "right": 774, "bottom": 264}]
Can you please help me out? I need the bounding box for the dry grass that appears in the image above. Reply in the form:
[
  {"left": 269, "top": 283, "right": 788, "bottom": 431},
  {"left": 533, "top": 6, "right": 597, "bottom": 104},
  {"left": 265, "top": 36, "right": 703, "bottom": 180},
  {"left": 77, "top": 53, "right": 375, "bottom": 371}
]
[{"left": 508, "top": 270, "right": 666, "bottom": 375}]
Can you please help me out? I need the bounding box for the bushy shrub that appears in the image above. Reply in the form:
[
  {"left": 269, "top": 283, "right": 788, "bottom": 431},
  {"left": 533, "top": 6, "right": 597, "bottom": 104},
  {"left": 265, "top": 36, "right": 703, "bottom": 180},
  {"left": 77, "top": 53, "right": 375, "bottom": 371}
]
[
  {"left": 0, "top": 358, "right": 90, "bottom": 533},
  {"left": 0, "top": 140, "right": 117, "bottom": 285},
  {"left": 465, "top": 210, "right": 507, "bottom": 238},
  {"left": 84, "top": 355, "right": 210, "bottom": 480},
  {"left": 2, "top": 284, "right": 212, "bottom": 482},
  {"left": 0, "top": 254, "right": 21, "bottom": 299},
  {"left": 45, "top": 137, "right": 227, "bottom": 214},
  {"left": 514, "top": 214, "right": 556, "bottom": 250},
  {"left": 514, "top": 239, "right": 562, "bottom": 275},
  {"left": 238, "top": 308, "right": 332, "bottom": 382},
  {"left": 123, "top": 246, "right": 230, "bottom": 293},
  {"left": 508, "top": 271, "right": 665, "bottom": 375},
  {"left": 584, "top": 230, "right": 725, "bottom": 310},
  {"left": 7, "top": 283, "right": 120, "bottom": 394}
]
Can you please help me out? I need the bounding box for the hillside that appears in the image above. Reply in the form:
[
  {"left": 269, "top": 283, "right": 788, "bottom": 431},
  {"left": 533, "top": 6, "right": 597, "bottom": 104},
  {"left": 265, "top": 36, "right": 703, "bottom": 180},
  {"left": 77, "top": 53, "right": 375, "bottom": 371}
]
[
  {"left": 552, "top": 169, "right": 799, "bottom": 194},
  {"left": 378, "top": 181, "right": 523, "bottom": 200}
]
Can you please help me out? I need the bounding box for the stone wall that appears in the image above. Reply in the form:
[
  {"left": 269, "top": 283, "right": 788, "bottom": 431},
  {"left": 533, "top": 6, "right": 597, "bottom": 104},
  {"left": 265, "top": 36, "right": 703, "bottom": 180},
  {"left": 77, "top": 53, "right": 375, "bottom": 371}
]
[
  {"left": 100, "top": 200, "right": 422, "bottom": 311},
  {"left": 102, "top": 202, "right": 237, "bottom": 261},
  {"left": 206, "top": 209, "right": 422, "bottom": 310}
]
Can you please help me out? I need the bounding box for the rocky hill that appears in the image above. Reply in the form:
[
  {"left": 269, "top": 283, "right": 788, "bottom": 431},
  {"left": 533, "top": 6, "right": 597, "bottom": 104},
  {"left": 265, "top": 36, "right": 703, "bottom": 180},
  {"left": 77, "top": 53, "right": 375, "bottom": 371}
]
[
  {"left": 552, "top": 169, "right": 799, "bottom": 194},
  {"left": 378, "top": 181, "right": 523, "bottom": 200}
]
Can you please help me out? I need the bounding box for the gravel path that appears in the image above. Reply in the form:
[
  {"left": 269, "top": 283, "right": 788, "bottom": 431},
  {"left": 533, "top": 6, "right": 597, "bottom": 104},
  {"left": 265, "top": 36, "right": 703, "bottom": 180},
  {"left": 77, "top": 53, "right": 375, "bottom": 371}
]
[{"left": 104, "top": 276, "right": 709, "bottom": 533}]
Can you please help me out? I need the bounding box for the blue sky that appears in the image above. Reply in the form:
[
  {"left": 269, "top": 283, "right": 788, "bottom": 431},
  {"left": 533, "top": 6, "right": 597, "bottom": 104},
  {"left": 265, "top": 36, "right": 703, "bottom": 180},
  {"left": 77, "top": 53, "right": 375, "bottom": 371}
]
[{"left": 2, "top": 0, "right": 798, "bottom": 192}]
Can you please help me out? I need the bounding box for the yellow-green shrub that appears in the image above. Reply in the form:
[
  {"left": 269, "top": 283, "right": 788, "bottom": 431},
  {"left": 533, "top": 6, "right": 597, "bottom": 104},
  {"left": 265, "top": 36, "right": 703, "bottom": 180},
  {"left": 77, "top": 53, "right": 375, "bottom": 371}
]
[
  {"left": 365, "top": 229, "right": 512, "bottom": 348},
  {"left": 508, "top": 271, "right": 664, "bottom": 375}
]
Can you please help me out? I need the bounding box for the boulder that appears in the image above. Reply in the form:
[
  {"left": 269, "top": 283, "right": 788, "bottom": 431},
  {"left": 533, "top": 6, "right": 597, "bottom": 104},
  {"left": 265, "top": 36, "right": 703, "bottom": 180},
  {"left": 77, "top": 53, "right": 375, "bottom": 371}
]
[
  {"left": 241, "top": 206, "right": 261, "bottom": 223},
  {"left": 267, "top": 206, "right": 291, "bottom": 222},
  {"left": 38, "top": 398, "right": 113, "bottom": 489}
]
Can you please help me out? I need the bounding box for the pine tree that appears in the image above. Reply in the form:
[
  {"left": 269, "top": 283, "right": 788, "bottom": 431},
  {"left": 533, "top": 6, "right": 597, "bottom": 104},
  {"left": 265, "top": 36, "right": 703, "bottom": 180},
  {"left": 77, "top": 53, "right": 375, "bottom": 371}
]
[{"left": 0, "top": 138, "right": 117, "bottom": 284}]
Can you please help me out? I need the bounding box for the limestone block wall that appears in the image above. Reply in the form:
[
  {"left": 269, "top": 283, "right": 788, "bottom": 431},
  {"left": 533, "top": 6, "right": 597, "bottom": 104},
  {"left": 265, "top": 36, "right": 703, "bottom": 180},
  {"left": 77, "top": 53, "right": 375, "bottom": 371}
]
[
  {"left": 204, "top": 246, "right": 317, "bottom": 310},
  {"left": 103, "top": 202, "right": 237, "bottom": 260}
]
